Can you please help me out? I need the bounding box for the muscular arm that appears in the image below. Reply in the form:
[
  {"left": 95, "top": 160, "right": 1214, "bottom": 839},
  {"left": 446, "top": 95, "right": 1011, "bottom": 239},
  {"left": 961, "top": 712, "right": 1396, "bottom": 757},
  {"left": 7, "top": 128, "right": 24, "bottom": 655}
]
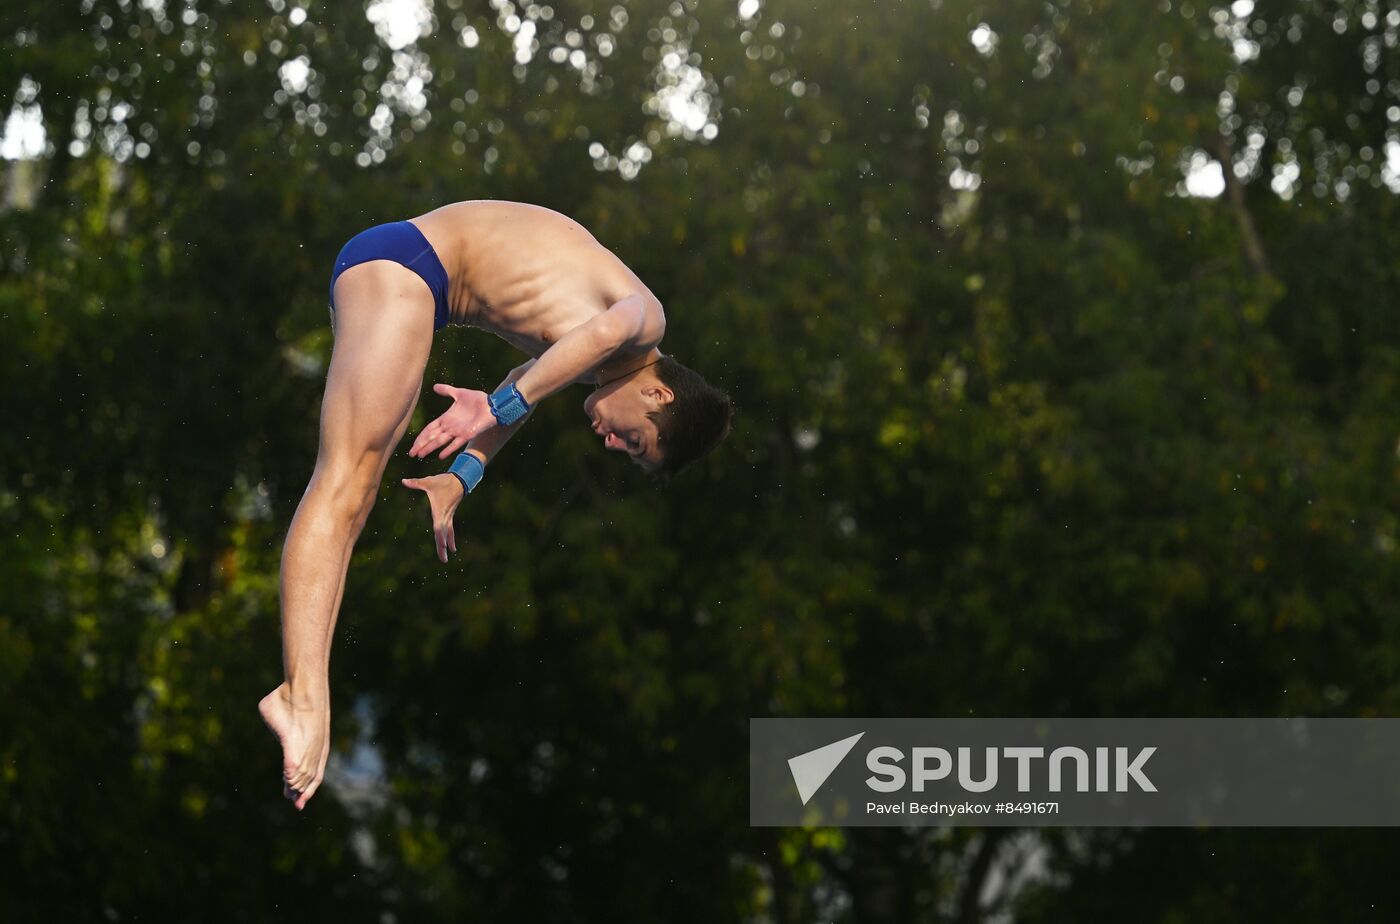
[
  {"left": 513, "top": 293, "right": 663, "bottom": 405},
  {"left": 407, "top": 294, "right": 662, "bottom": 462}
]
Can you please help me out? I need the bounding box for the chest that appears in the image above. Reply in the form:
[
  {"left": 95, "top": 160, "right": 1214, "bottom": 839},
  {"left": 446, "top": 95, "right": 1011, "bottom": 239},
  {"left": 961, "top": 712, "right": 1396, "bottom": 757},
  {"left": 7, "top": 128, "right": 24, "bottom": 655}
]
[{"left": 487, "top": 324, "right": 554, "bottom": 358}]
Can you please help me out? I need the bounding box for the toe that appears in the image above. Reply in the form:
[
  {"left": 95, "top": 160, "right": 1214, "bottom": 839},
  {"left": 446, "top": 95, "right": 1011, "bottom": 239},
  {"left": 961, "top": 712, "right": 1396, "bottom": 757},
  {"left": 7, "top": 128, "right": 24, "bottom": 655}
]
[
  {"left": 300, "top": 777, "right": 322, "bottom": 808},
  {"left": 293, "top": 756, "right": 314, "bottom": 788}
]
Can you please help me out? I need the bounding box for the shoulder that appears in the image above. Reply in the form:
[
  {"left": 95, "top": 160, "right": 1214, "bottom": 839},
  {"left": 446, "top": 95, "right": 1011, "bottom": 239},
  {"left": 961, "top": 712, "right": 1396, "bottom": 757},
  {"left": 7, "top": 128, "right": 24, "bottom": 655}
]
[{"left": 596, "top": 293, "right": 663, "bottom": 348}]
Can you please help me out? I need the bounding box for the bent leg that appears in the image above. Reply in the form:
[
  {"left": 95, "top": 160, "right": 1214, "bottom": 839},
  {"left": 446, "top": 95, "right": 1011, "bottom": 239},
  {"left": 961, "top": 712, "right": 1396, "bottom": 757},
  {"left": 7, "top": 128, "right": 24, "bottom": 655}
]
[{"left": 259, "top": 261, "right": 435, "bottom": 809}]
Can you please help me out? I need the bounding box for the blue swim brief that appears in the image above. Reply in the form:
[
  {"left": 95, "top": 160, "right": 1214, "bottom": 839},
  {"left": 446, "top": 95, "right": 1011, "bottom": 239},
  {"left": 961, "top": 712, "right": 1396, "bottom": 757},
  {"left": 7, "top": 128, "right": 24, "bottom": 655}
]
[{"left": 329, "top": 220, "right": 451, "bottom": 330}]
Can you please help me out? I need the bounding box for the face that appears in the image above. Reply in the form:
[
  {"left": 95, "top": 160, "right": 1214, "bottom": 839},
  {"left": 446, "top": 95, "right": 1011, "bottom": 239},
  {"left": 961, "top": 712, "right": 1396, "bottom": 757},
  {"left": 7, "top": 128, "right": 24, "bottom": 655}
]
[{"left": 583, "top": 373, "right": 673, "bottom": 472}]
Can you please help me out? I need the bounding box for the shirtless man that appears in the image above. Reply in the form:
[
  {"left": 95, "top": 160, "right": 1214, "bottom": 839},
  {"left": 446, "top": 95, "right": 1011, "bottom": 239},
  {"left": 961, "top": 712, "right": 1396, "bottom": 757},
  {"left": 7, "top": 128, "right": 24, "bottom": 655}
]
[{"left": 257, "top": 201, "right": 732, "bottom": 810}]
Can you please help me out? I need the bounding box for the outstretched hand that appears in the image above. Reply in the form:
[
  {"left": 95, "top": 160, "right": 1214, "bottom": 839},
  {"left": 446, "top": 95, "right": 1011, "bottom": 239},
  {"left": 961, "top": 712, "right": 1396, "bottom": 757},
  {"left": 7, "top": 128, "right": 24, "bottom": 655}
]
[
  {"left": 408, "top": 384, "right": 495, "bottom": 459},
  {"left": 402, "top": 473, "right": 467, "bottom": 562}
]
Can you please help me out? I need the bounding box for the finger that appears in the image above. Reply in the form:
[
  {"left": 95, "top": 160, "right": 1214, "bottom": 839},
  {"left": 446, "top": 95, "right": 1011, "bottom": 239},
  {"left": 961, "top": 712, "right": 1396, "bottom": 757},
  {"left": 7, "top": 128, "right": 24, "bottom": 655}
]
[
  {"left": 402, "top": 478, "right": 422, "bottom": 491},
  {"left": 410, "top": 419, "right": 448, "bottom": 455},
  {"left": 437, "top": 436, "right": 468, "bottom": 460},
  {"left": 432, "top": 382, "right": 455, "bottom": 398},
  {"left": 415, "top": 433, "right": 449, "bottom": 459},
  {"left": 431, "top": 520, "right": 448, "bottom": 562},
  {"left": 447, "top": 523, "right": 457, "bottom": 555},
  {"left": 408, "top": 429, "right": 435, "bottom": 458}
]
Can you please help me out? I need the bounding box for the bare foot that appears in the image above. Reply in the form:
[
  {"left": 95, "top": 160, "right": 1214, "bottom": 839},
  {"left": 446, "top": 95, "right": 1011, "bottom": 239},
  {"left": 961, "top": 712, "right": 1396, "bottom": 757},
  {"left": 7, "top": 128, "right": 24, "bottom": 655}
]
[{"left": 258, "top": 682, "right": 330, "bottom": 810}]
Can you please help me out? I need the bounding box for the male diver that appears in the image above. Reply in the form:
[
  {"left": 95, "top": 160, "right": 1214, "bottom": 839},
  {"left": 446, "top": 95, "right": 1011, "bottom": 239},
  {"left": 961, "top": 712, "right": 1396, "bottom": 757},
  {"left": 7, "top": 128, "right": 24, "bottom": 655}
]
[{"left": 258, "top": 201, "right": 732, "bottom": 810}]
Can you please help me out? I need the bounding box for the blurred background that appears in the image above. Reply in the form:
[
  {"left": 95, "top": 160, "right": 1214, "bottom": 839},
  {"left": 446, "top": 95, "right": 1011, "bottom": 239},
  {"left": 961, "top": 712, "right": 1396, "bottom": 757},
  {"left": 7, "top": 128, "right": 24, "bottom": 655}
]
[{"left": 3, "top": 0, "right": 1400, "bottom": 920}]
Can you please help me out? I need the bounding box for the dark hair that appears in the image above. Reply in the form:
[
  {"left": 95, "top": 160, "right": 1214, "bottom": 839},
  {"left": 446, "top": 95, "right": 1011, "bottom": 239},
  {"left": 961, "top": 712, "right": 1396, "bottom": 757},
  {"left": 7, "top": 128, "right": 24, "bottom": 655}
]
[{"left": 648, "top": 357, "right": 733, "bottom": 476}]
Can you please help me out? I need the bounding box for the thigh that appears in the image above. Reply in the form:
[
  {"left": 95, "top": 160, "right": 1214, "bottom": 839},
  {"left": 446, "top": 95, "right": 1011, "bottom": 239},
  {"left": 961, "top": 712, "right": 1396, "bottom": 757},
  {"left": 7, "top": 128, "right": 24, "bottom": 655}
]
[{"left": 315, "top": 261, "right": 437, "bottom": 474}]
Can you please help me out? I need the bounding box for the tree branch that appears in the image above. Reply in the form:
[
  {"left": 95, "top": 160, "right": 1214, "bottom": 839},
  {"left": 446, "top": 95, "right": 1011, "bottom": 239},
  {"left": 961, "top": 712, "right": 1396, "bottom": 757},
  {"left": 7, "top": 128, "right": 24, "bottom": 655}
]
[
  {"left": 1214, "top": 136, "right": 1273, "bottom": 280},
  {"left": 956, "top": 828, "right": 1011, "bottom": 924}
]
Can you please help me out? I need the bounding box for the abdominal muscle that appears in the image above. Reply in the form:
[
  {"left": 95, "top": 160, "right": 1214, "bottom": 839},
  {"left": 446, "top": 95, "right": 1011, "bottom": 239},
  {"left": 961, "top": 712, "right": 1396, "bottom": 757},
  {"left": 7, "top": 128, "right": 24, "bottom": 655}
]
[{"left": 408, "top": 200, "right": 657, "bottom": 353}]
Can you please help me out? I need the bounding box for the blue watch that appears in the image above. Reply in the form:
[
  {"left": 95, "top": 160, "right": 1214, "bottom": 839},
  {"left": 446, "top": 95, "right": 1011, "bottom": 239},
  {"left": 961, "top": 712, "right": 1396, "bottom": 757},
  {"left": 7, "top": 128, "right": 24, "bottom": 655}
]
[
  {"left": 448, "top": 451, "right": 486, "bottom": 494},
  {"left": 488, "top": 382, "right": 531, "bottom": 427}
]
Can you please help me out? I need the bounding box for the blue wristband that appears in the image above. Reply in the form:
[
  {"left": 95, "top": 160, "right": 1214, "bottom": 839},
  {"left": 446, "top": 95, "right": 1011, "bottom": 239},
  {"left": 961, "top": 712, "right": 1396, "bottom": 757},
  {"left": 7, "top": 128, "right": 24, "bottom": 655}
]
[
  {"left": 448, "top": 451, "right": 486, "bottom": 494},
  {"left": 488, "top": 382, "right": 531, "bottom": 427}
]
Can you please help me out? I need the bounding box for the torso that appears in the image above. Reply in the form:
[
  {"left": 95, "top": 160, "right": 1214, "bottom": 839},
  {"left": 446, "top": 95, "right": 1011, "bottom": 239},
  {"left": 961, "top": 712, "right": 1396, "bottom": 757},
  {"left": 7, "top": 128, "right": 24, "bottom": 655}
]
[{"left": 406, "top": 200, "right": 660, "bottom": 358}]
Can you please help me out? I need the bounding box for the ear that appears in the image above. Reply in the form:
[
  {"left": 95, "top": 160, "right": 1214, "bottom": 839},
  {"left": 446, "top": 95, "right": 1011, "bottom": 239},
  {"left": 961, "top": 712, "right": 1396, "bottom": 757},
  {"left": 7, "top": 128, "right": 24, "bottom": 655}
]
[{"left": 642, "top": 383, "right": 675, "bottom": 406}]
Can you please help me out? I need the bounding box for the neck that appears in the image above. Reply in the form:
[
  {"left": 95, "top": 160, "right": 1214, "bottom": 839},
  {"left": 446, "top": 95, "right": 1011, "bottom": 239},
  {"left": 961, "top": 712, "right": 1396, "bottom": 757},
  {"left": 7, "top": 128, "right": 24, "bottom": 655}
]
[{"left": 595, "top": 348, "right": 664, "bottom": 388}]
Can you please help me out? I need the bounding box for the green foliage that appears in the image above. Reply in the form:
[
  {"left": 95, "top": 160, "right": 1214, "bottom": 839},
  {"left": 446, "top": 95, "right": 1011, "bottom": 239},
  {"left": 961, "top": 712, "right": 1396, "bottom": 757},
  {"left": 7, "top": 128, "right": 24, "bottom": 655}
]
[{"left": 3, "top": 0, "right": 1400, "bottom": 920}]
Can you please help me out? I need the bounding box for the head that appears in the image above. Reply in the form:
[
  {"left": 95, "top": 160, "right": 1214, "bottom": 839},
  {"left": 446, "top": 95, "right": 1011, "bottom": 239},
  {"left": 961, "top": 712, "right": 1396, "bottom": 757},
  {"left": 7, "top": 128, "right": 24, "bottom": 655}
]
[{"left": 583, "top": 356, "right": 732, "bottom": 476}]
